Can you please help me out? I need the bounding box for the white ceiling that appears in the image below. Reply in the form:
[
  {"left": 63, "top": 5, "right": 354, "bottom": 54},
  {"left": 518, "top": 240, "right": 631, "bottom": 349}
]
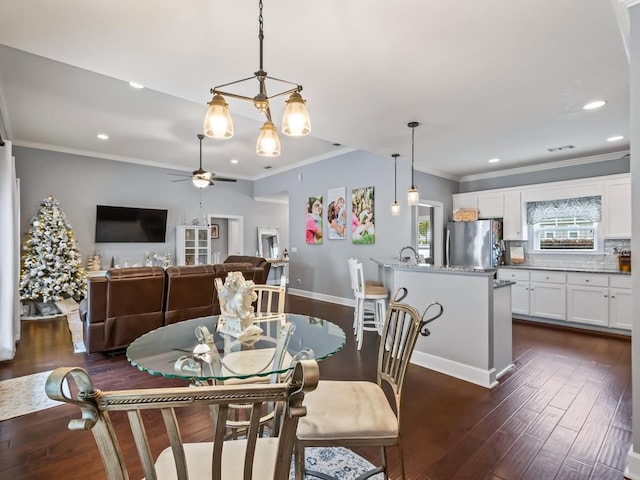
[{"left": 0, "top": 0, "right": 631, "bottom": 182}]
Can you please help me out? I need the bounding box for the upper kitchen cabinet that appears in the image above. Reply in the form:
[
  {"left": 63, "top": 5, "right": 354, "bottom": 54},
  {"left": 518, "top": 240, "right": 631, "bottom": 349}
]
[
  {"left": 477, "top": 192, "right": 504, "bottom": 218},
  {"left": 452, "top": 193, "right": 478, "bottom": 212},
  {"left": 603, "top": 177, "right": 631, "bottom": 238},
  {"left": 503, "top": 191, "right": 524, "bottom": 240}
]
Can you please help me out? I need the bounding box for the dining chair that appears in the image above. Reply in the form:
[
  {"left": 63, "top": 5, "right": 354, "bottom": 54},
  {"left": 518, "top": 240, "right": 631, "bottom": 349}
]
[
  {"left": 253, "top": 284, "right": 286, "bottom": 318},
  {"left": 350, "top": 259, "right": 389, "bottom": 350},
  {"left": 45, "top": 359, "right": 319, "bottom": 480},
  {"left": 294, "top": 288, "right": 444, "bottom": 480}
]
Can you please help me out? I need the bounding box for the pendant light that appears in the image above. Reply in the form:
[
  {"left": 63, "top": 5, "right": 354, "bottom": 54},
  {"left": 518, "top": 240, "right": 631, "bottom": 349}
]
[
  {"left": 391, "top": 153, "right": 400, "bottom": 216},
  {"left": 407, "top": 121, "right": 420, "bottom": 206},
  {"left": 203, "top": 0, "right": 310, "bottom": 157}
]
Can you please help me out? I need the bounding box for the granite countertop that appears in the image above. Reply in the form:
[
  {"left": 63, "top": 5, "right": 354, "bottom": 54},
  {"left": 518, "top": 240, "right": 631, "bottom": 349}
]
[
  {"left": 370, "top": 257, "right": 495, "bottom": 276},
  {"left": 499, "top": 265, "right": 631, "bottom": 275}
]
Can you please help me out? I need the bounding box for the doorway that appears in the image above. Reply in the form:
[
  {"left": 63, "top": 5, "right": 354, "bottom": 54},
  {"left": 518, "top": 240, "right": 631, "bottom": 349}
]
[{"left": 208, "top": 213, "right": 243, "bottom": 262}]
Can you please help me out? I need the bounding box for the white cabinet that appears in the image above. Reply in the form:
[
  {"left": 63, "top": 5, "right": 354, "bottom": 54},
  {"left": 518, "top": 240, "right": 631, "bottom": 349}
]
[
  {"left": 477, "top": 192, "right": 504, "bottom": 219},
  {"left": 566, "top": 285, "right": 609, "bottom": 327},
  {"left": 609, "top": 275, "right": 632, "bottom": 330},
  {"left": 529, "top": 277, "right": 566, "bottom": 320},
  {"left": 603, "top": 178, "right": 631, "bottom": 238},
  {"left": 498, "top": 269, "right": 530, "bottom": 315},
  {"left": 452, "top": 193, "right": 478, "bottom": 211},
  {"left": 503, "top": 191, "right": 523, "bottom": 240},
  {"left": 175, "top": 226, "right": 211, "bottom": 266}
]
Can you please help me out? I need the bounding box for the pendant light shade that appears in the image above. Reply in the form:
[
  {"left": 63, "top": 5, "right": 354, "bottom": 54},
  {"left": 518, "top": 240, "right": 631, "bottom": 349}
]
[
  {"left": 203, "top": 0, "right": 310, "bottom": 156},
  {"left": 203, "top": 94, "right": 234, "bottom": 139},
  {"left": 256, "top": 120, "right": 281, "bottom": 157},
  {"left": 391, "top": 153, "right": 400, "bottom": 216},
  {"left": 407, "top": 121, "right": 420, "bottom": 206},
  {"left": 282, "top": 92, "right": 311, "bottom": 136}
]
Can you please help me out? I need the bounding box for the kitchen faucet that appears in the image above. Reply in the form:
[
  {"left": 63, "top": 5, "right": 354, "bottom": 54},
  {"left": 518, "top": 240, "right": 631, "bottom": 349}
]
[{"left": 398, "top": 246, "right": 419, "bottom": 263}]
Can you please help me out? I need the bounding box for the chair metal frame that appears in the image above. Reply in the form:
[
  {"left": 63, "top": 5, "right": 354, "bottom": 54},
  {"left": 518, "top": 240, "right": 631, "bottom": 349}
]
[
  {"left": 46, "top": 360, "right": 319, "bottom": 480},
  {"left": 294, "top": 288, "right": 443, "bottom": 480}
]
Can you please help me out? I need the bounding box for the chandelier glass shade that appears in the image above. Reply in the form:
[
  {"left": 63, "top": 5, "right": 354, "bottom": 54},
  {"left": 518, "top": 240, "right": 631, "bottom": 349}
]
[
  {"left": 407, "top": 121, "right": 420, "bottom": 206},
  {"left": 391, "top": 153, "right": 400, "bottom": 216},
  {"left": 202, "top": 0, "right": 310, "bottom": 157}
]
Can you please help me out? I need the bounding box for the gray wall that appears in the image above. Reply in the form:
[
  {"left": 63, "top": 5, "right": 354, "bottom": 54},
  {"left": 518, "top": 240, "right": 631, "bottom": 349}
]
[
  {"left": 459, "top": 156, "right": 630, "bottom": 192},
  {"left": 14, "top": 146, "right": 288, "bottom": 267},
  {"left": 254, "top": 149, "right": 459, "bottom": 300}
]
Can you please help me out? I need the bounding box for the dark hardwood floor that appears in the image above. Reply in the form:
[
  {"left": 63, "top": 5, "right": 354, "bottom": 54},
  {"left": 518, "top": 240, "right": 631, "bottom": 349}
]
[{"left": 0, "top": 295, "right": 632, "bottom": 479}]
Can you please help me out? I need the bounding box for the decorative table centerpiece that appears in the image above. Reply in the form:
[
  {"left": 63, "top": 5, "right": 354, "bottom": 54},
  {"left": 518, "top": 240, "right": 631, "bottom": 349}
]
[{"left": 217, "top": 272, "right": 262, "bottom": 338}]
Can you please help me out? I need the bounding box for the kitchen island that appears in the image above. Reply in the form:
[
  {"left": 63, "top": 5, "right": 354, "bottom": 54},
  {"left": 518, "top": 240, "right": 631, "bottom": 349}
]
[{"left": 371, "top": 258, "right": 514, "bottom": 388}]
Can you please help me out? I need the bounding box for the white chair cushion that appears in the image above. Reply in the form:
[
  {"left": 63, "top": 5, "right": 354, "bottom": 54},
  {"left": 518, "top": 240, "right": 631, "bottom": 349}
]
[
  {"left": 153, "top": 438, "right": 279, "bottom": 479},
  {"left": 296, "top": 380, "right": 398, "bottom": 441}
]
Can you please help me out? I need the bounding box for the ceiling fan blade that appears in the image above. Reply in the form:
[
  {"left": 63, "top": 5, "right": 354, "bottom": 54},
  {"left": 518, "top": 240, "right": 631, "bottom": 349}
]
[
  {"left": 167, "top": 173, "right": 190, "bottom": 177},
  {"left": 172, "top": 178, "right": 191, "bottom": 182},
  {"left": 214, "top": 177, "right": 237, "bottom": 182}
]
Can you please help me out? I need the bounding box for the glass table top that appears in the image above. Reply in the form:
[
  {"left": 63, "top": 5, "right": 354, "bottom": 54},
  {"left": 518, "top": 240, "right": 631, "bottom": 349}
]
[{"left": 126, "top": 313, "right": 346, "bottom": 382}]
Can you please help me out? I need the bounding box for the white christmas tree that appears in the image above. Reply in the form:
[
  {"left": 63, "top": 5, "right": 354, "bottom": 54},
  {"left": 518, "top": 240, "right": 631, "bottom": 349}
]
[{"left": 19, "top": 195, "right": 87, "bottom": 303}]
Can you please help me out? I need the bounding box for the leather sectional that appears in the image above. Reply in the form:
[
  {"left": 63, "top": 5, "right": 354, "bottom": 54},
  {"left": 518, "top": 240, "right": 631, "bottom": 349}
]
[{"left": 80, "top": 256, "right": 270, "bottom": 353}]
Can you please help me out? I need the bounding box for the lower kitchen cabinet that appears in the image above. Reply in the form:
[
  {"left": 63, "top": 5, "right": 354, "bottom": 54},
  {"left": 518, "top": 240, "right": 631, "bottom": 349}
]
[
  {"left": 566, "top": 285, "right": 609, "bottom": 327},
  {"left": 498, "top": 268, "right": 631, "bottom": 333}
]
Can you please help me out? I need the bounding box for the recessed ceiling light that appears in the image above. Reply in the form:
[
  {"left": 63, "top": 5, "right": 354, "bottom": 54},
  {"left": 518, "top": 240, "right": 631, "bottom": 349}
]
[
  {"left": 128, "top": 81, "right": 144, "bottom": 89},
  {"left": 606, "top": 135, "right": 624, "bottom": 142},
  {"left": 230, "top": 159, "right": 239, "bottom": 164},
  {"left": 488, "top": 158, "right": 500, "bottom": 163},
  {"left": 583, "top": 100, "right": 606, "bottom": 110},
  {"left": 97, "top": 133, "right": 109, "bottom": 140}
]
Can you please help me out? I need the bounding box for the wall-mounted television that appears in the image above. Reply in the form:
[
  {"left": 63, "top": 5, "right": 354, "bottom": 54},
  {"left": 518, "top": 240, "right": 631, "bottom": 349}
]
[{"left": 95, "top": 205, "right": 168, "bottom": 243}]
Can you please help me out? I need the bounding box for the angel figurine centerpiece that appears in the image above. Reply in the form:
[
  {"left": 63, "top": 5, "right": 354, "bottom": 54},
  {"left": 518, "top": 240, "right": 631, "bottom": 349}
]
[{"left": 216, "top": 272, "right": 262, "bottom": 338}]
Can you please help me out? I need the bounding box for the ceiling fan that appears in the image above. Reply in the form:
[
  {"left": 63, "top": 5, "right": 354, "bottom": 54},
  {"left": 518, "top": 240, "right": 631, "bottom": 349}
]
[{"left": 168, "top": 134, "right": 237, "bottom": 188}]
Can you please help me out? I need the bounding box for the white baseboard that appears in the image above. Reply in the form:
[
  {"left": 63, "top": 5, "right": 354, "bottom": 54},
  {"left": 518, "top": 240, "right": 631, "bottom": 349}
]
[
  {"left": 626, "top": 446, "right": 640, "bottom": 479},
  {"left": 410, "top": 350, "right": 498, "bottom": 389},
  {"left": 287, "top": 288, "right": 354, "bottom": 307}
]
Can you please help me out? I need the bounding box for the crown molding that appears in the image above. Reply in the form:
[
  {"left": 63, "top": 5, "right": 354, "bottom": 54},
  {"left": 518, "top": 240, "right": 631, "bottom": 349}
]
[
  {"left": 620, "top": 0, "right": 640, "bottom": 8},
  {"left": 459, "top": 150, "right": 630, "bottom": 183},
  {"left": 251, "top": 147, "right": 357, "bottom": 180}
]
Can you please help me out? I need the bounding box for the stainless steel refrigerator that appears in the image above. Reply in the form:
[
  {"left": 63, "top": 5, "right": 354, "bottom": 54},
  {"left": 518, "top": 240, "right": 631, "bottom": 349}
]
[{"left": 446, "top": 219, "right": 503, "bottom": 269}]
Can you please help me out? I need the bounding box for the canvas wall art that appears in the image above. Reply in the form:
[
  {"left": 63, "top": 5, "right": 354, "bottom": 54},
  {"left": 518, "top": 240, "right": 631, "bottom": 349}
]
[
  {"left": 306, "top": 195, "right": 323, "bottom": 244},
  {"left": 351, "top": 186, "right": 375, "bottom": 244},
  {"left": 327, "top": 187, "right": 347, "bottom": 240}
]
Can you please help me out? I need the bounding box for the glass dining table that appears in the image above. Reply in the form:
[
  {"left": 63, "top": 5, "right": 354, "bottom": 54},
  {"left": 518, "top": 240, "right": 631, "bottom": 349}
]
[{"left": 126, "top": 313, "right": 346, "bottom": 383}]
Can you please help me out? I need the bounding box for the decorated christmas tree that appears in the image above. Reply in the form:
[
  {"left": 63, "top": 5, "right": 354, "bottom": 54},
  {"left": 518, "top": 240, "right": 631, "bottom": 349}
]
[{"left": 19, "top": 195, "right": 87, "bottom": 303}]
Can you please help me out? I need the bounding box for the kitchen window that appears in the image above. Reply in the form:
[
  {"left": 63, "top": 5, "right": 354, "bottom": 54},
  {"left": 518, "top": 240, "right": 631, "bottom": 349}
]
[{"left": 527, "top": 196, "right": 601, "bottom": 253}]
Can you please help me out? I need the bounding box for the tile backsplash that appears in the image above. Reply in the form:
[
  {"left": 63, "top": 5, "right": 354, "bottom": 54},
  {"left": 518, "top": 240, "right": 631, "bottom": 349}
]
[{"left": 505, "top": 239, "right": 630, "bottom": 270}]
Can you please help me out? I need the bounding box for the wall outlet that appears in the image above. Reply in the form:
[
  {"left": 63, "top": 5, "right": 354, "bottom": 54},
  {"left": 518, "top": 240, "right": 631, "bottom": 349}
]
[
  {"left": 291, "top": 247, "right": 297, "bottom": 253},
  {"left": 296, "top": 278, "right": 302, "bottom": 284}
]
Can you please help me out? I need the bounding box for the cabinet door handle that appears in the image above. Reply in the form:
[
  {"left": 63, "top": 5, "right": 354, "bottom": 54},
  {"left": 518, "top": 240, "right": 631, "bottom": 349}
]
[
  {"left": 611, "top": 295, "right": 616, "bottom": 299},
  {"left": 604, "top": 294, "right": 608, "bottom": 298},
  {"left": 585, "top": 279, "right": 589, "bottom": 282}
]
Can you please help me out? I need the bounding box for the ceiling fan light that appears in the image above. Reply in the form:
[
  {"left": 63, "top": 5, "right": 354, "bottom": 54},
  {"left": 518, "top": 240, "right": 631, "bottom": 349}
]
[
  {"left": 257, "top": 120, "right": 281, "bottom": 157},
  {"left": 282, "top": 91, "right": 311, "bottom": 136},
  {"left": 203, "top": 94, "right": 234, "bottom": 139},
  {"left": 192, "top": 176, "right": 211, "bottom": 189},
  {"left": 391, "top": 201, "right": 401, "bottom": 216},
  {"left": 408, "top": 187, "right": 419, "bottom": 206}
]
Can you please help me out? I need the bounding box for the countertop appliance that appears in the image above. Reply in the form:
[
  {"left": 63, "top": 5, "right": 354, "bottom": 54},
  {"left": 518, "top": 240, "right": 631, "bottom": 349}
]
[{"left": 446, "top": 219, "right": 504, "bottom": 269}]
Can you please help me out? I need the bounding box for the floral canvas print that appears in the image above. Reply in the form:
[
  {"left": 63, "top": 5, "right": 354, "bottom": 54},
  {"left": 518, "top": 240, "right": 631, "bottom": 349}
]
[
  {"left": 306, "top": 195, "right": 323, "bottom": 244},
  {"left": 352, "top": 186, "right": 375, "bottom": 244},
  {"left": 327, "top": 187, "right": 347, "bottom": 240}
]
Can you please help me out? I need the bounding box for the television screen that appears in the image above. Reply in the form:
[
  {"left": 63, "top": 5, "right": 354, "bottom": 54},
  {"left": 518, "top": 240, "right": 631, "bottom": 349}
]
[{"left": 95, "top": 205, "right": 167, "bottom": 243}]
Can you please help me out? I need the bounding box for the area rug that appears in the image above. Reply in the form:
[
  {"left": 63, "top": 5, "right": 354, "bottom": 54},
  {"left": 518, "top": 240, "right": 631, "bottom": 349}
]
[
  {"left": 292, "top": 447, "right": 383, "bottom": 479},
  {"left": 66, "top": 310, "right": 86, "bottom": 353},
  {"left": 0, "top": 370, "right": 63, "bottom": 421}
]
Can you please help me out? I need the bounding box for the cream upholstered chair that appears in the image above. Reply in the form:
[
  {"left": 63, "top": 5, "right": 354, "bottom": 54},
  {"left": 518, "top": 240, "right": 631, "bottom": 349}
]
[
  {"left": 294, "top": 288, "right": 443, "bottom": 480},
  {"left": 350, "top": 259, "right": 389, "bottom": 350},
  {"left": 45, "top": 360, "right": 319, "bottom": 480}
]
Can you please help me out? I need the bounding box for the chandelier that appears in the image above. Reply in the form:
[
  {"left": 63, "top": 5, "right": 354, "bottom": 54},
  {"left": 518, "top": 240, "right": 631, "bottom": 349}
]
[
  {"left": 391, "top": 153, "right": 400, "bottom": 216},
  {"left": 203, "top": 0, "right": 311, "bottom": 157}
]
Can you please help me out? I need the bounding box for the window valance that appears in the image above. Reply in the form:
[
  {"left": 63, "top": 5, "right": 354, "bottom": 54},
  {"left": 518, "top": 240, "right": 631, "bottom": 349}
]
[{"left": 526, "top": 196, "right": 601, "bottom": 225}]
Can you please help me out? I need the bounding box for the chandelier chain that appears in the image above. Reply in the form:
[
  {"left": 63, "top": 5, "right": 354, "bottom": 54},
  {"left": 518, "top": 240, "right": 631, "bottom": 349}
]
[{"left": 258, "top": 0, "right": 264, "bottom": 71}]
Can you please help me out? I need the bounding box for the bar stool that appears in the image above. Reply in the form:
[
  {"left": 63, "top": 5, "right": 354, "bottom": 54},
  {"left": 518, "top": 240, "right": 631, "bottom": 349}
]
[{"left": 351, "top": 259, "right": 389, "bottom": 350}]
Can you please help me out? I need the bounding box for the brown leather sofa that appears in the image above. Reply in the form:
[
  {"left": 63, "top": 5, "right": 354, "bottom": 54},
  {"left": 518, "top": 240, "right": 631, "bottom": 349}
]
[
  {"left": 82, "top": 267, "right": 166, "bottom": 354},
  {"left": 80, "top": 257, "right": 270, "bottom": 353},
  {"left": 164, "top": 265, "right": 216, "bottom": 325}
]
